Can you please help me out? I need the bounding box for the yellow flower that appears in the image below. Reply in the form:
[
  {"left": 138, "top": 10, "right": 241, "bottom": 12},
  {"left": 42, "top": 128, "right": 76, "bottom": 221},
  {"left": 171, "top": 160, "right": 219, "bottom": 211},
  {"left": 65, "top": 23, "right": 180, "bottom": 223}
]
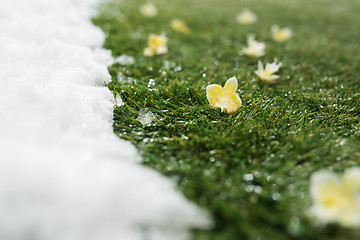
[
  {"left": 206, "top": 77, "right": 242, "bottom": 114},
  {"left": 139, "top": 2, "right": 158, "bottom": 17},
  {"left": 255, "top": 60, "right": 282, "bottom": 84},
  {"left": 240, "top": 34, "right": 265, "bottom": 58},
  {"left": 171, "top": 19, "right": 190, "bottom": 34},
  {"left": 143, "top": 34, "right": 168, "bottom": 56},
  {"left": 236, "top": 9, "right": 257, "bottom": 25},
  {"left": 271, "top": 25, "right": 293, "bottom": 43},
  {"left": 310, "top": 167, "right": 360, "bottom": 228}
]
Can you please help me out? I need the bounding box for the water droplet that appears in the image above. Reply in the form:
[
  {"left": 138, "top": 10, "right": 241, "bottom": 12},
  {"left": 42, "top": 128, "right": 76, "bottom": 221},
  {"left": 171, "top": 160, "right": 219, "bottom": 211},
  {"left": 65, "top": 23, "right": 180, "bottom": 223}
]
[
  {"left": 254, "top": 186, "right": 262, "bottom": 194},
  {"left": 287, "top": 216, "right": 302, "bottom": 236},
  {"left": 181, "top": 135, "right": 188, "bottom": 140},
  {"left": 209, "top": 150, "right": 216, "bottom": 154},
  {"left": 225, "top": 178, "right": 232, "bottom": 185},
  {"left": 245, "top": 185, "right": 254, "bottom": 192},
  {"left": 117, "top": 72, "right": 133, "bottom": 83},
  {"left": 163, "top": 60, "right": 175, "bottom": 70},
  {"left": 147, "top": 78, "right": 155, "bottom": 88},
  {"left": 243, "top": 174, "right": 254, "bottom": 182},
  {"left": 204, "top": 170, "right": 212, "bottom": 176},
  {"left": 276, "top": 178, "right": 284, "bottom": 185},
  {"left": 272, "top": 192, "right": 281, "bottom": 201},
  {"left": 253, "top": 171, "right": 261, "bottom": 178},
  {"left": 267, "top": 175, "right": 273, "bottom": 182}
]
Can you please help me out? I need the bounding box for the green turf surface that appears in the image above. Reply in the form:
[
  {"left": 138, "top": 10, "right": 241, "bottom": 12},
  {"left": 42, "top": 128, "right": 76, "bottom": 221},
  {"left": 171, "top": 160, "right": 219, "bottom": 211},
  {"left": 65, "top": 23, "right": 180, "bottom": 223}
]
[{"left": 93, "top": 0, "right": 360, "bottom": 239}]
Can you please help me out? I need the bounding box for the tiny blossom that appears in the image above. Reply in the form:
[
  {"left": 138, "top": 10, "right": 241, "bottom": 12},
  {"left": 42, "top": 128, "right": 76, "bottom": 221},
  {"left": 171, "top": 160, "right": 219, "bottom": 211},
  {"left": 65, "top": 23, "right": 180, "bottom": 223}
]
[
  {"left": 206, "top": 77, "right": 242, "bottom": 114},
  {"left": 139, "top": 2, "right": 158, "bottom": 17},
  {"left": 309, "top": 167, "right": 360, "bottom": 228},
  {"left": 171, "top": 19, "right": 190, "bottom": 34},
  {"left": 271, "top": 25, "right": 293, "bottom": 43},
  {"left": 236, "top": 9, "right": 257, "bottom": 25},
  {"left": 240, "top": 35, "right": 265, "bottom": 58},
  {"left": 255, "top": 60, "right": 282, "bottom": 84},
  {"left": 143, "top": 34, "right": 168, "bottom": 57}
]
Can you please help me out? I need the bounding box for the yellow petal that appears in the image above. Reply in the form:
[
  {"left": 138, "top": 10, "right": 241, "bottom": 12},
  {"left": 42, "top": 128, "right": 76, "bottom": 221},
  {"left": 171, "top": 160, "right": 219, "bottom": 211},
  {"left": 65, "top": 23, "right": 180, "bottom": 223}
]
[
  {"left": 311, "top": 171, "right": 344, "bottom": 208},
  {"left": 343, "top": 167, "right": 360, "bottom": 194},
  {"left": 171, "top": 19, "right": 190, "bottom": 34},
  {"left": 206, "top": 84, "right": 223, "bottom": 107},
  {"left": 143, "top": 47, "right": 154, "bottom": 56},
  {"left": 224, "top": 77, "right": 238, "bottom": 96},
  {"left": 226, "top": 93, "right": 242, "bottom": 114}
]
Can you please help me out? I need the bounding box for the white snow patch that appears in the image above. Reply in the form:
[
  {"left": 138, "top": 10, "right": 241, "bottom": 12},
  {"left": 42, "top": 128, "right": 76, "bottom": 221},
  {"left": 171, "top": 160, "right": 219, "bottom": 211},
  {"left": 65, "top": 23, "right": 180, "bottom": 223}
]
[
  {"left": 117, "top": 71, "right": 133, "bottom": 83},
  {"left": 115, "top": 54, "right": 136, "bottom": 65},
  {"left": 115, "top": 93, "right": 125, "bottom": 106},
  {"left": 0, "top": 0, "right": 211, "bottom": 240}
]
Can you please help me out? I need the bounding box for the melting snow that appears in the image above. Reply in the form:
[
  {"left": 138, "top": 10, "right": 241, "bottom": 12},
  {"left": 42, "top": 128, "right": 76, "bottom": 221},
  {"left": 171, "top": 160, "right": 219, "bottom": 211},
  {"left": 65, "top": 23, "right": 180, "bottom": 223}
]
[
  {"left": 115, "top": 93, "right": 124, "bottom": 106},
  {"left": 137, "top": 108, "right": 157, "bottom": 125},
  {"left": 115, "top": 54, "right": 136, "bottom": 65},
  {"left": 0, "top": 0, "right": 211, "bottom": 239}
]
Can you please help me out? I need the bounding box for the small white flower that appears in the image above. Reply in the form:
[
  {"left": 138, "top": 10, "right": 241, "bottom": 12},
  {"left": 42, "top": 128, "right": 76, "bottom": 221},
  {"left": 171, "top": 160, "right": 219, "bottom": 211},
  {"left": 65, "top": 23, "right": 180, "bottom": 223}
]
[
  {"left": 143, "top": 34, "right": 168, "bottom": 56},
  {"left": 236, "top": 9, "right": 257, "bottom": 25},
  {"left": 309, "top": 167, "right": 360, "bottom": 228},
  {"left": 255, "top": 60, "right": 282, "bottom": 84},
  {"left": 240, "top": 35, "right": 265, "bottom": 58},
  {"left": 271, "top": 25, "right": 293, "bottom": 43},
  {"left": 139, "top": 2, "right": 158, "bottom": 17},
  {"left": 206, "top": 77, "right": 242, "bottom": 114}
]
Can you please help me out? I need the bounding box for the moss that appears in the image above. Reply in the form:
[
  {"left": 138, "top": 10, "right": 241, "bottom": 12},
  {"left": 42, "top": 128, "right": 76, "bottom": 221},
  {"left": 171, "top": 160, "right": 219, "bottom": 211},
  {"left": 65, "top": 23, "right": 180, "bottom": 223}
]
[{"left": 93, "top": 0, "right": 360, "bottom": 239}]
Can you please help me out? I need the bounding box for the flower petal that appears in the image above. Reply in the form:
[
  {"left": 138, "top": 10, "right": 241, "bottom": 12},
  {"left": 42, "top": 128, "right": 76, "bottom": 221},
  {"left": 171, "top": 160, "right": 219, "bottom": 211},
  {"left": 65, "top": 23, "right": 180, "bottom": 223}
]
[
  {"left": 343, "top": 167, "right": 360, "bottom": 194},
  {"left": 206, "top": 84, "right": 223, "bottom": 107},
  {"left": 265, "top": 61, "right": 282, "bottom": 74},
  {"left": 257, "top": 60, "right": 265, "bottom": 75},
  {"left": 310, "top": 171, "right": 342, "bottom": 206},
  {"left": 143, "top": 47, "right": 154, "bottom": 56},
  {"left": 224, "top": 77, "right": 238, "bottom": 96},
  {"left": 260, "top": 75, "right": 279, "bottom": 84},
  {"left": 226, "top": 93, "right": 242, "bottom": 114},
  {"left": 156, "top": 46, "right": 168, "bottom": 55}
]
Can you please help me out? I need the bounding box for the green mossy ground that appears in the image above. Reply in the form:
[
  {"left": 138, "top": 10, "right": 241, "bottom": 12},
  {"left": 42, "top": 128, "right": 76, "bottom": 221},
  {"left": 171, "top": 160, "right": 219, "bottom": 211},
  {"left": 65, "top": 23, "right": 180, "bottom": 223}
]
[{"left": 93, "top": 0, "right": 360, "bottom": 239}]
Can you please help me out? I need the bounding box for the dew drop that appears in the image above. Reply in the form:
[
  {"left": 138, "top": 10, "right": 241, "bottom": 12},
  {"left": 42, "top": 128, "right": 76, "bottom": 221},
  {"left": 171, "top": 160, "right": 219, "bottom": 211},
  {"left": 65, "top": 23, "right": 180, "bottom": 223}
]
[
  {"left": 243, "top": 174, "right": 254, "bottom": 182},
  {"left": 272, "top": 192, "right": 281, "bottom": 201}
]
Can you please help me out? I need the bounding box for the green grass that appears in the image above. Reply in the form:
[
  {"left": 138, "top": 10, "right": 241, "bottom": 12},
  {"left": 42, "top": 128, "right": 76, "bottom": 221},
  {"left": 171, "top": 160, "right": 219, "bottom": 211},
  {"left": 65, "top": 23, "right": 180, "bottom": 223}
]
[{"left": 93, "top": 0, "right": 360, "bottom": 239}]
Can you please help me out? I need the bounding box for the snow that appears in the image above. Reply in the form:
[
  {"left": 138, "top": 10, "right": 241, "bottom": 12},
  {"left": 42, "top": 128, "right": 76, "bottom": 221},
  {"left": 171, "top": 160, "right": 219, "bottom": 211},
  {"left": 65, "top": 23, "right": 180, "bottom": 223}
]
[
  {"left": 137, "top": 108, "right": 157, "bottom": 125},
  {"left": 0, "top": 0, "right": 211, "bottom": 239},
  {"left": 115, "top": 54, "right": 136, "bottom": 65}
]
